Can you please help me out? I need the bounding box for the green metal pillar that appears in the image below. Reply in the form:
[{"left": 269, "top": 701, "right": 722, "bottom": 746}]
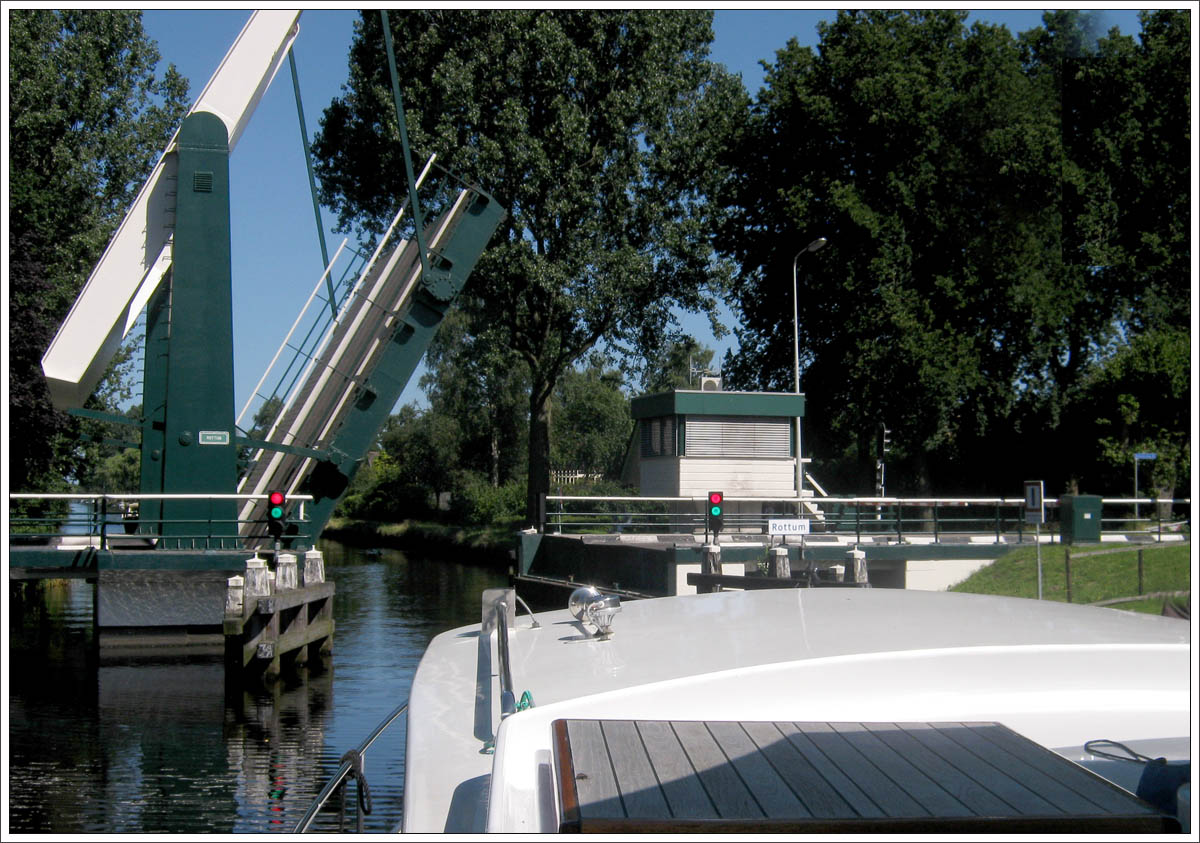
[
  {"left": 156, "top": 112, "right": 239, "bottom": 547},
  {"left": 138, "top": 282, "right": 170, "bottom": 531}
]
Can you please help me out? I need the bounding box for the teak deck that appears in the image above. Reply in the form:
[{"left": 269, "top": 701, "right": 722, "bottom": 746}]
[{"left": 551, "top": 719, "right": 1174, "bottom": 833}]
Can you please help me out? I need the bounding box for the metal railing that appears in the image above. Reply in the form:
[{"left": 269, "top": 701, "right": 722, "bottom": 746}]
[
  {"left": 9, "top": 492, "right": 314, "bottom": 550},
  {"left": 293, "top": 700, "right": 409, "bottom": 833},
  {"left": 541, "top": 494, "right": 1191, "bottom": 544}
]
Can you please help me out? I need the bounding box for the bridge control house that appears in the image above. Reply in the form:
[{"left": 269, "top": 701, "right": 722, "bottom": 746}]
[{"left": 622, "top": 383, "right": 814, "bottom": 526}]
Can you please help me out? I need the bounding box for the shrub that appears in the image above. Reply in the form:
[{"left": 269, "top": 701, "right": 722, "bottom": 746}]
[{"left": 450, "top": 475, "right": 526, "bottom": 526}]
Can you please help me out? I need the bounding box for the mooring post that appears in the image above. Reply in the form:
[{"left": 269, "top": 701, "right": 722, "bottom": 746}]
[
  {"left": 700, "top": 544, "right": 721, "bottom": 593},
  {"left": 276, "top": 553, "right": 298, "bottom": 591},
  {"left": 245, "top": 556, "right": 271, "bottom": 599},
  {"left": 225, "top": 575, "right": 245, "bottom": 615},
  {"left": 769, "top": 546, "right": 790, "bottom": 579},
  {"left": 303, "top": 549, "right": 325, "bottom": 585},
  {"left": 846, "top": 548, "right": 868, "bottom": 586}
]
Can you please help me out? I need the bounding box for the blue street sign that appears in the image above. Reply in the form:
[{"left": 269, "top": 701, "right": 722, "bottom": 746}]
[{"left": 1134, "top": 452, "right": 1158, "bottom": 460}]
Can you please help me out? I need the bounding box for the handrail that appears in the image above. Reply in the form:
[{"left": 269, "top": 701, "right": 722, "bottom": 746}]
[
  {"left": 496, "top": 598, "right": 516, "bottom": 718},
  {"left": 292, "top": 699, "right": 409, "bottom": 833},
  {"left": 483, "top": 588, "right": 518, "bottom": 719},
  {"left": 541, "top": 494, "right": 1192, "bottom": 543},
  {"left": 9, "top": 492, "right": 317, "bottom": 551}
]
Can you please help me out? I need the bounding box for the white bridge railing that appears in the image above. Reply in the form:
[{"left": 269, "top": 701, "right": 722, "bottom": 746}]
[
  {"left": 9, "top": 492, "right": 314, "bottom": 550},
  {"left": 540, "top": 494, "right": 1191, "bottom": 544}
]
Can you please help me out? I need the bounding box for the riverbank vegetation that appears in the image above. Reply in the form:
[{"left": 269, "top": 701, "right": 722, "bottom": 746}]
[{"left": 951, "top": 543, "right": 1191, "bottom": 614}]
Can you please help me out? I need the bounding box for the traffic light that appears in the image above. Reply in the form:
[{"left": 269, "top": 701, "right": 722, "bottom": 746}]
[
  {"left": 267, "top": 490, "right": 287, "bottom": 539},
  {"left": 878, "top": 425, "right": 892, "bottom": 458},
  {"left": 706, "top": 491, "right": 725, "bottom": 536}
]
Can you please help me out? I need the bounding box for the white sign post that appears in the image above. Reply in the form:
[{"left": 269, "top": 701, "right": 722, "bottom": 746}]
[{"left": 1025, "top": 481, "right": 1044, "bottom": 599}]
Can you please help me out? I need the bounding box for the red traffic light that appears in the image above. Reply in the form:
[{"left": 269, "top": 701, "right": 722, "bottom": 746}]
[
  {"left": 709, "top": 491, "right": 723, "bottom": 505},
  {"left": 269, "top": 491, "right": 285, "bottom": 506}
]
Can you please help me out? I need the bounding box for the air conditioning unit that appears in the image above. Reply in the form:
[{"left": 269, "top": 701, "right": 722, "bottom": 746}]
[{"left": 700, "top": 376, "right": 722, "bottom": 392}]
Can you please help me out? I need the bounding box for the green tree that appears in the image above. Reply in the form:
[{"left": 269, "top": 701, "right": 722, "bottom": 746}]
[
  {"left": 720, "top": 10, "right": 1187, "bottom": 496},
  {"left": 419, "top": 306, "right": 529, "bottom": 488},
  {"left": 551, "top": 359, "right": 632, "bottom": 480},
  {"left": 641, "top": 337, "right": 716, "bottom": 393},
  {"left": 311, "top": 10, "right": 742, "bottom": 525},
  {"left": 379, "top": 403, "right": 463, "bottom": 507},
  {"left": 8, "top": 10, "right": 189, "bottom": 493},
  {"left": 1079, "top": 327, "right": 1190, "bottom": 501}
]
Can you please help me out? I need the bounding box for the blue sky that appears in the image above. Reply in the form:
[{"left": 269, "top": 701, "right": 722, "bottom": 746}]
[{"left": 137, "top": 7, "right": 1151, "bottom": 414}]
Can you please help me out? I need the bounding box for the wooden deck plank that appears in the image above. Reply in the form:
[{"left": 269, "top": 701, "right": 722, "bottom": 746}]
[
  {"left": 929, "top": 722, "right": 1103, "bottom": 815},
  {"left": 705, "top": 721, "right": 811, "bottom": 819},
  {"left": 794, "top": 721, "right": 928, "bottom": 817},
  {"left": 831, "top": 722, "right": 974, "bottom": 817},
  {"left": 742, "top": 721, "right": 858, "bottom": 818},
  {"left": 600, "top": 720, "right": 671, "bottom": 819},
  {"left": 897, "top": 721, "right": 1058, "bottom": 815},
  {"left": 866, "top": 723, "right": 1025, "bottom": 816},
  {"left": 565, "top": 719, "right": 624, "bottom": 819},
  {"left": 672, "top": 720, "right": 764, "bottom": 819},
  {"left": 635, "top": 720, "right": 717, "bottom": 819},
  {"left": 965, "top": 722, "right": 1160, "bottom": 816},
  {"left": 552, "top": 719, "right": 1175, "bottom": 833},
  {"left": 777, "top": 721, "right": 886, "bottom": 817}
]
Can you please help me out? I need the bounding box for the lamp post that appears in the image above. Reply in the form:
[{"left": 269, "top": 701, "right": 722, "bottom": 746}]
[{"left": 792, "top": 237, "right": 827, "bottom": 503}]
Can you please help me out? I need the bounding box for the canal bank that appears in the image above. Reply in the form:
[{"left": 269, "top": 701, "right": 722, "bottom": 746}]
[{"left": 320, "top": 517, "right": 517, "bottom": 570}]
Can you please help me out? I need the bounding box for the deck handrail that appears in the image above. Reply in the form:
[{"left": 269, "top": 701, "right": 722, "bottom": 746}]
[{"left": 292, "top": 699, "right": 409, "bottom": 833}]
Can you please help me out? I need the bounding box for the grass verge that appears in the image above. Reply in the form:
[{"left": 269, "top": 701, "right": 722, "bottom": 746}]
[{"left": 950, "top": 542, "right": 1191, "bottom": 614}]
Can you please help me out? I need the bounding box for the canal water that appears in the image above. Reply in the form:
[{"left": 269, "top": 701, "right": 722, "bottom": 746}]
[{"left": 6, "top": 540, "right": 508, "bottom": 834}]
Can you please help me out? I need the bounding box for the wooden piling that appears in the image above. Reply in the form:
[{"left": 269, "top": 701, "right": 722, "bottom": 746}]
[{"left": 224, "top": 552, "right": 334, "bottom": 681}]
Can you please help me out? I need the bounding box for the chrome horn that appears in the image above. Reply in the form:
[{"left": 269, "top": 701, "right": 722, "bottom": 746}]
[{"left": 568, "top": 586, "right": 621, "bottom": 639}]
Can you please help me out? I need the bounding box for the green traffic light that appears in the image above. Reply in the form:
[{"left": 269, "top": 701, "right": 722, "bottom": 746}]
[{"left": 270, "top": 506, "right": 284, "bottom": 519}]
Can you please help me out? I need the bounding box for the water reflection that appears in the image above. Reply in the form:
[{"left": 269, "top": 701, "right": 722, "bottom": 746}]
[{"left": 6, "top": 540, "right": 508, "bottom": 833}]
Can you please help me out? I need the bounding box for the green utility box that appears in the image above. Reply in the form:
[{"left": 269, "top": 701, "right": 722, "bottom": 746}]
[{"left": 1060, "top": 494, "right": 1103, "bottom": 544}]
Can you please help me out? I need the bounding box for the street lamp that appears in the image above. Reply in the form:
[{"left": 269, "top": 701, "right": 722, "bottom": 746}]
[{"left": 792, "top": 237, "right": 827, "bottom": 501}]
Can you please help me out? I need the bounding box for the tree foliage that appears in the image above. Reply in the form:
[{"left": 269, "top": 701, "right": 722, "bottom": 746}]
[
  {"left": 8, "top": 10, "right": 189, "bottom": 493},
  {"left": 720, "top": 10, "right": 1190, "bottom": 498},
  {"left": 550, "top": 359, "right": 632, "bottom": 480},
  {"left": 311, "top": 10, "right": 742, "bottom": 523}
]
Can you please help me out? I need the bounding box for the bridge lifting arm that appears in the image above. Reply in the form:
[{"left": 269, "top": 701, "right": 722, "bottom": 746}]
[{"left": 40, "top": 10, "right": 302, "bottom": 410}]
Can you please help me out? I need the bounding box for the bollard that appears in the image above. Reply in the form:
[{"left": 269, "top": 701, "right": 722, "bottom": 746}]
[
  {"left": 245, "top": 556, "right": 271, "bottom": 599},
  {"left": 846, "top": 548, "right": 868, "bottom": 585},
  {"left": 225, "top": 575, "right": 245, "bottom": 615},
  {"left": 769, "top": 546, "right": 791, "bottom": 579},
  {"left": 700, "top": 544, "right": 721, "bottom": 593},
  {"left": 303, "top": 549, "right": 325, "bottom": 585},
  {"left": 276, "top": 553, "right": 298, "bottom": 591}
]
